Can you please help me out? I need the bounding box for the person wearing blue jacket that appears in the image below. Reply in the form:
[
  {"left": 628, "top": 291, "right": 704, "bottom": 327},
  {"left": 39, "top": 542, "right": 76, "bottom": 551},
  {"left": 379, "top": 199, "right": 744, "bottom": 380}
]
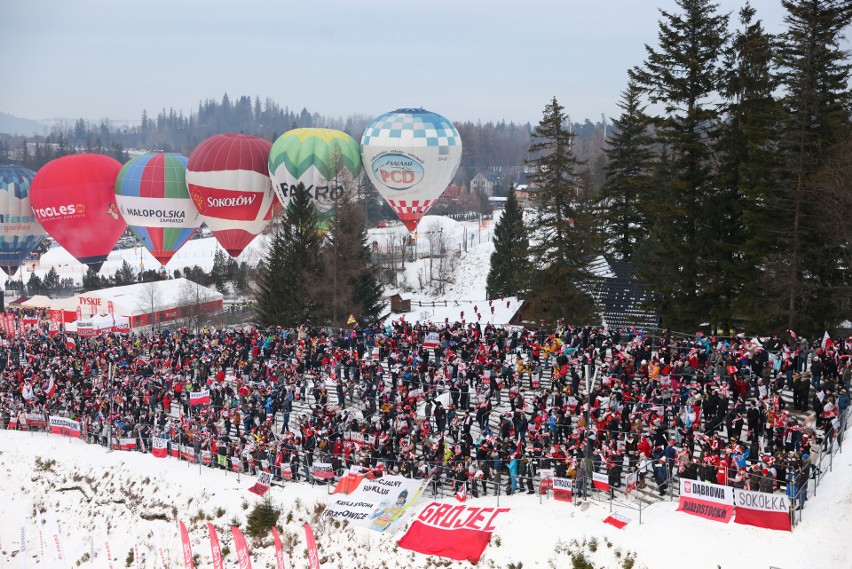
[
  {"left": 506, "top": 453, "right": 519, "bottom": 495},
  {"left": 654, "top": 457, "right": 669, "bottom": 496}
]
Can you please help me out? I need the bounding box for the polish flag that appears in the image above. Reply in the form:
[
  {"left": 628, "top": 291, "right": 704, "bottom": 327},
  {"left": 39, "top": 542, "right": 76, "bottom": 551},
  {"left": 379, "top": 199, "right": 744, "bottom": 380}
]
[
  {"left": 190, "top": 390, "right": 210, "bottom": 406},
  {"left": 45, "top": 376, "right": 56, "bottom": 398},
  {"left": 455, "top": 484, "right": 467, "bottom": 503},
  {"left": 248, "top": 471, "right": 273, "bottom": 497},
  {"left": 592, "top": 472, "right": 610, "bottom": 492},
  {"left": 152, "top": 437, "right": 169, "bottom": 458},
  {"left": 66, "top": 336, "right": 76, "bottom": 350},
  {"left": 822, "top": 331, "right": 834, "bottom": 350},
  {"left": 603, "top": 511, "right": 632, "bottom": 529}
]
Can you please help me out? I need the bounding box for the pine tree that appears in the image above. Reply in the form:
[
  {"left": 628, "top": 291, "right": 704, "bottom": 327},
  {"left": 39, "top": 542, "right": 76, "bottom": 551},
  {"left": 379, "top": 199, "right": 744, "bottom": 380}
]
[
  {"left": 486, "top": 185, "right": 530, "bottom": 299},
  {"left": 317, "top": 197, "right": 384, "bottom": 327},
  {"left": 772, "top": 0, "right": 852, "bottom": 332},
  {"left": 524, "top": 97, "right": 599, "bottom": 323},
  {"left": 254, "top": 183, "right": 322, "bottom": 327},
  {"left": 599, "top": 79, "right": 656, "bottom": 262},
  {"left": 629, "top": 0, "right": 729, "bottom": 329},
  {"left": 716, "top": 3, "right": 782, "bottom": 329}
]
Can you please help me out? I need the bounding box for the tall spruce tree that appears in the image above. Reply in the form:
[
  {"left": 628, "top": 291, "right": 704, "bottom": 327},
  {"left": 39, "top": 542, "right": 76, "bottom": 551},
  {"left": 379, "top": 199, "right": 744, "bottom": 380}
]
[
  {"left": 525, "top": 97, "right": 599, "bottom": 324},
  {"left": 486, "top": 185, "right": 530, "bottom": 299},
  {"left": 716, "top": 3, "right": 781, "bottom": 329},
  {"left": 772, "top": 0, "right": 852, "bottom": 332},
  {"left": 317, "top": 197, "right": 384, "bottom": 327},
  {"left": 599, "top": 79, "right": 656, "bottom": 262},
  {"left": 629, "top": 0, "right": 729, "bottom": 329},
  {"left": 254, "top": 183, "right": 322, "bottom": 327}
]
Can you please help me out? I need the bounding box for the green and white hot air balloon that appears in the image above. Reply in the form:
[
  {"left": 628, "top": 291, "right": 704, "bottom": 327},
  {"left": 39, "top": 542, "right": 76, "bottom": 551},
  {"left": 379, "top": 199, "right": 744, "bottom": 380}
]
[{"left": 268, "top": 128, "right": 362, "bottom": 227}]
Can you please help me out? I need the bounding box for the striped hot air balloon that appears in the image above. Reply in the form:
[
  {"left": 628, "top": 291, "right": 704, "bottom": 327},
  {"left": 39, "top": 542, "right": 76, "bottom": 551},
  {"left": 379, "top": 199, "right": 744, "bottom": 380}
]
[
  {"left": 186, "top": 134, "right": 278, "bottom": 257},
  {"left": 360, "top": 108, "right": 462, "bottom": 232},
  {"left": 114, "top": 153, "right": 201, "bottom": 266},
  {"left": 0, "top": 165, "right": 47, "bottom": 276}
]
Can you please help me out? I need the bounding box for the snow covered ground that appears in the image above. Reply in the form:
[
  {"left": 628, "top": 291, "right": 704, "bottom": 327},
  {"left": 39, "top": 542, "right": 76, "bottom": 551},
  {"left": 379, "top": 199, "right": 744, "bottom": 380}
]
[
  {"left": 1, "top": 211, "right": 852, "bottom": 567},
  {"left": 1, "top": 431, "right": 850, "bottom": 568}
]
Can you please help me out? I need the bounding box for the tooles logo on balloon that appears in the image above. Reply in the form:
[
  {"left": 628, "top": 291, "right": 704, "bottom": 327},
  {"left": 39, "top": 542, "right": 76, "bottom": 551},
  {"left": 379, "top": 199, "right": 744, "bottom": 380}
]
[
  {"left": 34, "top": 203, "right": 86, "bottom": 219},
  {"left": 372, "top": 153, "right": 424, "bottom": 191}
]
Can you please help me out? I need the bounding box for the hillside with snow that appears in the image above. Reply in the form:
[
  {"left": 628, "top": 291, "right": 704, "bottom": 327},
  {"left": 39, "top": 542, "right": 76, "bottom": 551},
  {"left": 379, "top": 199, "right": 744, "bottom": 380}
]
[{"left": 1, "top": 431, "right": 851, "bottom": 568}]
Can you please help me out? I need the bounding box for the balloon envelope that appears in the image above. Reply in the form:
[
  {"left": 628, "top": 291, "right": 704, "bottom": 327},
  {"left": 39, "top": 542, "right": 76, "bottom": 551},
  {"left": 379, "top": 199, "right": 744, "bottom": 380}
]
[
  {"left": 360, "top": 108, "right": 462, "bottom": 232},
  {"left": 115, "top": 153, "right": 201, "bottom": 266},
  {"left": 30, "top": 154, "right": 126, "bottom": 271},
  {"left": 0, "top": 165, "right": 47, "bottom": 275},
  {"left": 186, "top": 133, "right": 277, "bottom": 257},
  {"left": 268, "top": 128, "right": 362, "bottom": 216}
]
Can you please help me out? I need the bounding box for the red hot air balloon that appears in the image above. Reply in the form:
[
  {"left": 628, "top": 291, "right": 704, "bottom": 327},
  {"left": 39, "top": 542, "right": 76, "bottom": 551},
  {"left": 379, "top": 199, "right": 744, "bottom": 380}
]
[
  {"left": 30, "top": 153, "right": 126, "bottom": 271},
  {"left": 186, "top": 133, "right": 277, "bottom": 257}
]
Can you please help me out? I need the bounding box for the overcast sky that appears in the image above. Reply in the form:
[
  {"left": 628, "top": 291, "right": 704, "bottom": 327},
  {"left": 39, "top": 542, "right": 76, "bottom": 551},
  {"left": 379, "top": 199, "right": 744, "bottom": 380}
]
[{"left": 1, "top": 1, "right": 791, "bottom": 126}]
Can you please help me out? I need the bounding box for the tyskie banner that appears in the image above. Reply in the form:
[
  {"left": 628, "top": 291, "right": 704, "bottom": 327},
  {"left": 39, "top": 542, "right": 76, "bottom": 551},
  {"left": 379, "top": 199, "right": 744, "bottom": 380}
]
[
  {"left": 179, "top": 521, "right": 194, "bottom": 569},
  {"left": 231, "top": 526, "right": 253, "bottom": 569},
  {"left": 733, "top": 488, "right": 792, "bottom": 532},
  {"left": 397, "top": 501, "right": 510, "bottom": 564},
  {"left": 677, "top": 479, "right": 733, "bottom": 523},
  {"left": 207, "top": 523, "right": 224, "bottom": 569},
  {"left": 324, "top": 474, "right": 424, "bottom": 533}
]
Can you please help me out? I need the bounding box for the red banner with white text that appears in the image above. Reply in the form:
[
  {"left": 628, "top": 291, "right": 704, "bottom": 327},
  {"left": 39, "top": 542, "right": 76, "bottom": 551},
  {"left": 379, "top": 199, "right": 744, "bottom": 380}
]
[
  {"left": 397, "top": 502, "right": 510, "bottom": 564},
  {"left": 231, "top": 526, "right": 253, "bottom": 569},
  {"left": 208, "top": 523, "right": 224, "bottom": 569},
  {"left": 179, "top": 521, "right": 194, "bottom": 569}
]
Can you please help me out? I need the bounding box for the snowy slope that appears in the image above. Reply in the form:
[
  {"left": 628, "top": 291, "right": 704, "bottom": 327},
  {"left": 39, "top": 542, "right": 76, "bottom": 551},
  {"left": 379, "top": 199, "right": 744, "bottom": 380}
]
[{"left": 0, "top": 431, "right": 850, "bottom": 568}]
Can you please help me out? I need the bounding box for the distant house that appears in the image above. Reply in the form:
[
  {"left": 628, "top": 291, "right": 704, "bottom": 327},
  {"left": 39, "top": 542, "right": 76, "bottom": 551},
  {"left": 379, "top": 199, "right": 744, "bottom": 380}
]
[
  {"left": 470, "top": 172, "right": 501, "bottom": 196},
  {"left": 434, "top": 184, "right": 465, "bottom": 207}
]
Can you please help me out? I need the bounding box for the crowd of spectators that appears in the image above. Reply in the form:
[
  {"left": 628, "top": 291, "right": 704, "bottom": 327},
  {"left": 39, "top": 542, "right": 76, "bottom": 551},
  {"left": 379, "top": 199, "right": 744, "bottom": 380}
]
[{"left": 1, "top": 317, "right": 850, "bottom": 512}]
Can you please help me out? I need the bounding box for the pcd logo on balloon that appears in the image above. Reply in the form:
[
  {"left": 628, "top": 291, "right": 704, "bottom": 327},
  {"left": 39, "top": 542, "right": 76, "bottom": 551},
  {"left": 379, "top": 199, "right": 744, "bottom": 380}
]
[{"left": 371, "top": 154, "right": 424, "bottom": 191}]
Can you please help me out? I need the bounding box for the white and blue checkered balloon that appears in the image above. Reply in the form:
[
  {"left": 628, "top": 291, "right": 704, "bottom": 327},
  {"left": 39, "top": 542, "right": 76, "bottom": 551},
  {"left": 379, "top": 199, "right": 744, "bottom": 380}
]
[{"left": 361, "top": 108, "right": 462, "bottom": 232}]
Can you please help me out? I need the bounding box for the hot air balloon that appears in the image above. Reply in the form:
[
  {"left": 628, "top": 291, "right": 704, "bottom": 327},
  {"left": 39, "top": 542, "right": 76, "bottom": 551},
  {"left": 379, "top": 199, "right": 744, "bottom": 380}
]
[
  {"left": 186, "top": 134, "right": 278, "bottom": 257},
  {"left": 360, "top": 108, "right": 462, "bottom": 232},
  {"left": 268, "top": 128, "right": 361, "bottom": 225},
  {"left": 0, "top": 165, "right": 47, "bottom": 276},
  {"left": 114, "top": 153, "right": 201, "bottom": 266},
  {"left": 30, "top": 154, "right": 126, "bottom": 271}
]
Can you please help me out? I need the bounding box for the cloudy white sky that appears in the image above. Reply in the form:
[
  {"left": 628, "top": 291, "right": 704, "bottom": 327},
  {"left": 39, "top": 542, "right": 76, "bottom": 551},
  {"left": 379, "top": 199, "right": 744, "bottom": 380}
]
[{"left": 1, "top": 1, "right": 790, "bottom": 125}]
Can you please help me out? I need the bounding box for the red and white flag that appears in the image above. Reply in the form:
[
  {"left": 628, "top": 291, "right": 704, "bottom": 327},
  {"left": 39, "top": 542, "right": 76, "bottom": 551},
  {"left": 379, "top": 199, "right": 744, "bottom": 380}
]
[
  {"left": 271, "top": 527, "right": 287, "bottom": 569},
  {"left": 625, "top": 472, "right": 637, "bottom": 495},
  {"left": 303, "top": 523, "right": 321, "bottom": 569},
  {"left": 179, "top": 520, "right": 194, "bottom": 569},
  {"left": 592, "top": 471, "right": 610, "bottom": 492},
  {"left": 603, "top": 511, "right": 632, "bottom": 529},
  {"left": 45, "top": 376, "right": 56, "bottom": 398},
  {"left": 189, "top": 390, "right": 210, "bottom": 406},
  {"left": 553, "top": 477, "right": 573, "bottom": 503},
  {"left": 822, "top": 331, "right": 834, "bottom": 350},
  {"left": 208, "top": 523, "right": 224, "bottom": 569},
  {"left": 66, "top": 336, "right": 76, "bottom": 350},
  {"left": 231, "top": 526, "right": 253, "bottom": 569},
  {"left": 248, "top": 471, "right": 273, "bottom": 497},
  {"left": 455, "top": 484, "right": 467, "bottom": 503},
  {"left": 152, "top": 437, "right": 169, "bottom": 458},
  {"left": 312, "top": 462, "right": 334, "bottom": 480},
  {"left": 733, "top": 488, "right": 792, "bottom": 532},
  {"left": 114, "top": 437, "right": 137, "bottom": 451}
]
